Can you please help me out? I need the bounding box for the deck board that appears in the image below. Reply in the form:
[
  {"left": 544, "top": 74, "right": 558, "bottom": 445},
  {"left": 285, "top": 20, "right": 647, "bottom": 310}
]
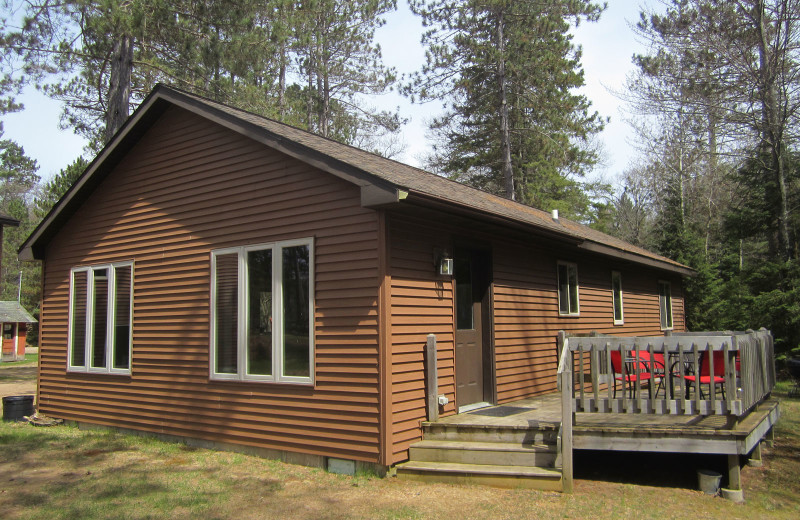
[{"left": 434, "top": 394, "right": 779, "bottom": 454}]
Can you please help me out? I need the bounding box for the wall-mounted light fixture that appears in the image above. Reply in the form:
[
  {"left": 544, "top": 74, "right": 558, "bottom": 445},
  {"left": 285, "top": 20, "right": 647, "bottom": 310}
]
[
  {"left": 438, "top": 257, "right": 454, "bottom": 276},
  {"left": 434, "top": 247, "right": 454, "bottom": 276}
]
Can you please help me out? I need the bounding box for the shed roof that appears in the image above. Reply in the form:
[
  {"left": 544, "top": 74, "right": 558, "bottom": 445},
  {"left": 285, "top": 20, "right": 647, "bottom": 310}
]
[
  {"left": 0, "top": 301, "right": 37, "bottom": 323},
  {"left": 19, "top": 85, "right": 692, "bottom": 276}
]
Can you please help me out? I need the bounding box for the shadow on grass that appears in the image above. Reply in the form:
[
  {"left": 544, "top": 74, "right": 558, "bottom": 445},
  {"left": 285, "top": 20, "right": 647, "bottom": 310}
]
[{"left": 2, "top": 437, "right": 227, "bottom": 520}]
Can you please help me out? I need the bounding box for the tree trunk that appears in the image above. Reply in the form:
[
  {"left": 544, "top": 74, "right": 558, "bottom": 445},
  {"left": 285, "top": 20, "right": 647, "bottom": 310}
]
[
  {"left": 705, "top": 109, "right": 717, "bottom": 257},
  {"left": 322, "top": 69, "right": 330, "bottom": 138},
  {"left": 497, "top": 10, "right": 514, "bottom": 200},
  {"left": 212, "top": 25, "right": 222, "bottom": 102},
  {"left": 318, "top": 21, "right": 329, "bottom": 138},
  {"left": 104, "top": 34, "right": 134, "bottom": 143},
  {"left": 278, "top": 43, "right": 287, "bottom": 120},
  {"left": 277, "top": 5, "right": 288, "bottom": 121},
  {"left": 306, "top": 58, "right": 314, "bottom": 130},
  {"left": 755, "top": 0, "right": 792, "bottom": 259}
]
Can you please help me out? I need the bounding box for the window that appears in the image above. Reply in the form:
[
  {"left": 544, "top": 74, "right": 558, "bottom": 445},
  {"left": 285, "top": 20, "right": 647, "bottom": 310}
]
[
  {"left": 68, "top": 262, "right": 133, "bottom": 374},
  {"left": 455, "top": 255, "right": 473, "bottom": 330},
  {"left": 611, "top": 271, "right": 624, "bottom": 325},
  {"left": 211, "top": 238, "right": 314, "bottom": 383},
  {"left": 658, "top": 280, "right": 673, "bottom": 330},
  {"left": 557, "top": 262, "right": 579, "bottom": 315}
]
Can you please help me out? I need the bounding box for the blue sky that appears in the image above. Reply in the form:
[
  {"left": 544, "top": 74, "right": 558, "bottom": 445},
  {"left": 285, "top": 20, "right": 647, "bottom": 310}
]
[{"left": 1, "top": 2, "right": 651, "bottom": 184}]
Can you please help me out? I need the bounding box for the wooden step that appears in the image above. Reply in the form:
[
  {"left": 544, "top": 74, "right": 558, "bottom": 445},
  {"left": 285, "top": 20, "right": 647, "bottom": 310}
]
[
  {"left": 409, "top": 439, "right": 557, "bottom": 467},
  {"left": 422, "top": 422, "right": 559, "bottom": 444},
  {"left": 395, "top": 461, "right": 563, "bottom": 491}
]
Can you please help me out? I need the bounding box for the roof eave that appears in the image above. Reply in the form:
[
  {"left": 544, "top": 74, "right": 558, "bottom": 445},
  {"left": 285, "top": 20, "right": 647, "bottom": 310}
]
[
  {"left": 0, "top": 215, "right": 20, "bottom": 227},
  {"left": 578, "top": 241, "right": 695, "bottom": 277},
  {"left": 403, "top": 190, "right": 584, "bottom": 244},
  {"left": 402, "top": 191, "right": 693, "bottom": 276}
]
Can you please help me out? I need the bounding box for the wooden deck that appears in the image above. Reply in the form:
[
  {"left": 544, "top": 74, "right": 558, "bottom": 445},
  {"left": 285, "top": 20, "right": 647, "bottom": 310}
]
[
  {"left": 404, "top": 331, "right": 778, "bottom": 493},
  {"left": 437, "top": 393, "right": 780, "bottom": 456}
]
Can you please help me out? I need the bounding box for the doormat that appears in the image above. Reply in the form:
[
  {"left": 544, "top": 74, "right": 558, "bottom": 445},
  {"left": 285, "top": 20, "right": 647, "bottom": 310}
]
[{"left": 469, "top": 406, "right": 532, "bottom": 417}]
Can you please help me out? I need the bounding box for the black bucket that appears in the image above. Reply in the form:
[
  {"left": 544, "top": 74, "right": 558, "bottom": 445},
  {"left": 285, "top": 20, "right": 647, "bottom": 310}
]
[{"left": 2, "top": 395, "right": 35, "bottom": 422}]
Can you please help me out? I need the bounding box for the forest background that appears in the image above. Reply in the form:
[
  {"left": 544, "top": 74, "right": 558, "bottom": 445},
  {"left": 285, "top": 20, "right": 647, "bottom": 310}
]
[{"left": 1, "top": 0, "right": 799, "bottom": 359}]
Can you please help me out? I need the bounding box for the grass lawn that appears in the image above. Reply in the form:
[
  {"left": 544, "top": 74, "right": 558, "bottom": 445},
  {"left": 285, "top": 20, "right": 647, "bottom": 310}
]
[
  {"left": 0, "top": 384, "right": 798, "bottom": 519},
  {"left": 0, "top": 353, "right": 38, "bottom": 369}
]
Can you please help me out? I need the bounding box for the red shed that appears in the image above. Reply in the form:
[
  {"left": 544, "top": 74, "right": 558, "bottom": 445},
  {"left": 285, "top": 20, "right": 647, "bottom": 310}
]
[{"left": 0, "top": 301, "right": 37, "bottom": 362}]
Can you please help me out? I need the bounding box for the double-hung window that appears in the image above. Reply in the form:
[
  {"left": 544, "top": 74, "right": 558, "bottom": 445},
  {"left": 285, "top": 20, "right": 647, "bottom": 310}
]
[
  {"left": 211, "top": 238, "right": 314, "bottom": 384},
  {"left": 68, "top": 262, "right": 133, "bottom": 374},
  {"left": 557, "top": 261, "right": 580, "bottom": 315},
  {"left": 658, "top": 280, "right": 673, "bottom": 330},
  {"left": 611, "top": 271, "right": 624, "bottom": 325}
]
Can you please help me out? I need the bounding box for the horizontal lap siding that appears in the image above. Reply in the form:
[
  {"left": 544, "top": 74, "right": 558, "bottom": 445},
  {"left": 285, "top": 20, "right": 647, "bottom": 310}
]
[
  {"left": 388, "top": 217, "right": 455, "bottom": 463},
  {"left": 493, "top": 241, "right": 685, "bottom": 403},
  {"left": 386, "top": 214, "right": 686, "bottom": 462},
  {"left": 38, "top": 106, "right": 381, "bottom": 462}
]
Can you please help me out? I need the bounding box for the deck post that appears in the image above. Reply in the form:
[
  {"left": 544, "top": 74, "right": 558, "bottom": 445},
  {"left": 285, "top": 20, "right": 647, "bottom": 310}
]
[
  {"left": 748, "top": 442, "right": 763, "bottom": 467},
  {"left": 727, "top": 454, "right": 741, "bottom": 490},
  {"left": 557, "top": 331, "right": 574, "bottom": 493},
  {"left": 425, "top": 334, "right": 439, "bottom": 423}
]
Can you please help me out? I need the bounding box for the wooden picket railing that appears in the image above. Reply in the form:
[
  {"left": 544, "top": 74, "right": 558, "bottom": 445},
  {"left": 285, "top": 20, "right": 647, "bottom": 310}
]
[
  {"left": 558, "top": 329, "right": 774, "bottom": 417},
  {"left": 556, "top": 328, "right": 775, "bottom": 494}
]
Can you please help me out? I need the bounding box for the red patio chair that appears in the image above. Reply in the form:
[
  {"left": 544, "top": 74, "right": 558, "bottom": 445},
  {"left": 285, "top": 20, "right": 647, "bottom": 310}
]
[
  {"left": 610, "top": 350, "right": 664, "bottom": 398},
  {"left": 682, "top": 350, "right": 728, "bottom": 399},
  {"left": 636, "top": 350, "right": 668, "bottom": 397}
]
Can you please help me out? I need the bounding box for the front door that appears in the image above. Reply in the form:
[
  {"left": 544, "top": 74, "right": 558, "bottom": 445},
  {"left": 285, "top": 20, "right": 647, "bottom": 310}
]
[{"left": 454, "top": 248, "right": 491, "bottom": 410}]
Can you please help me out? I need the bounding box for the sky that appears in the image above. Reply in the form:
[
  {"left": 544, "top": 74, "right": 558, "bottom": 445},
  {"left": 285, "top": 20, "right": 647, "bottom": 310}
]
[{"left": 1, "top": 2, "right": 652, "bottom": 184}]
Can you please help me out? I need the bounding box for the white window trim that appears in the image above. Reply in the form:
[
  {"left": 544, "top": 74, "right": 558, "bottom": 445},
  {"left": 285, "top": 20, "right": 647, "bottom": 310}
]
[
  {"left": 210, "top": 238, "right": 315, "bottom": 384},
  {"left": 658, "top": 280, "right": 674, "bottom": 331},
  {"left": 612, "top": 270, "right": 624, "bottom": 325},
  {"left": 557, "top": 261, "right": 580, "bottom": 316},
  {"left": 67, "top": 262, "right": 134, "bottom": 375}
]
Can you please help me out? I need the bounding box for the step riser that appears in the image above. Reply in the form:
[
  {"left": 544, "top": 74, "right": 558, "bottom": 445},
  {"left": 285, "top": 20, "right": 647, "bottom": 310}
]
[
  {"left": 396, "top": 469, "right": 562, "bottom": 491},
  {"left": 422, "top": 426, "right": 558, "bottom": 444},
  {"left": 409, "top": 446, "right": 556, "bottom": 466}
]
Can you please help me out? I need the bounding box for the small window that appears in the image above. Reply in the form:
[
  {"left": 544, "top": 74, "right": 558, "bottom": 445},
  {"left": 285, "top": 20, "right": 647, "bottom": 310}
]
[
  {"left": 612, "top": 271, "right": 624, "bottom": 325},
  {"left": 557, "top": 262, "right": 579, "bottom": 315},
  {"left": 455, "top": 255, "right": 474, "bottom": 330},
  {"left": 210, "top": 238, "right": 314, "bottom": 384},
  {"left": 658, "top": 280, "right": 673, "bottom": 330},
  {"left": 68, "top": 262, "right": 133, "bottom": 374}
]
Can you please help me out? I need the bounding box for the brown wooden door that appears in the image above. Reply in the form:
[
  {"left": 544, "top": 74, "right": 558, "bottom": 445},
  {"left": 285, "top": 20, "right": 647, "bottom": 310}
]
[{"left": 455, "top": 249, "right": 490, "bottom": 409}]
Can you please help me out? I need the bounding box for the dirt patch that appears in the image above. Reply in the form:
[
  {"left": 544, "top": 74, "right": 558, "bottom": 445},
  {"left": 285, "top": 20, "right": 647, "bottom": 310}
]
[{"left": 0, "top": 365, "right": 36, "bottom": 399}]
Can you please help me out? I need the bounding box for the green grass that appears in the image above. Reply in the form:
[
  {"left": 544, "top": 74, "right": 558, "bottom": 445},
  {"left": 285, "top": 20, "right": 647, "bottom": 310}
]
[
  {"left": 0, "top": 380, "right": 798, "bottom": 519},
  {"left": 0, "top": 353, "right": 38, "bottom": 368}
]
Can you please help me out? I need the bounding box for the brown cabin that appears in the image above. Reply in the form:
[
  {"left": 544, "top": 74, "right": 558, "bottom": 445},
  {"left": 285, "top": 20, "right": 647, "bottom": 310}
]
[{"left": 20, "top": 85, "right": 691, "bottom": 473}]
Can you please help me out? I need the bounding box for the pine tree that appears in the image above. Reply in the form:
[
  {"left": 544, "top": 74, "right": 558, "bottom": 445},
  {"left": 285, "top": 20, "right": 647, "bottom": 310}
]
[
  {"left": 0, "top": 132, "right": 39, "bottom": 316},
  {"left": 406, "top": 0, "right": 605, "bottom": 217},
  {"left": 0, "top": 129, "right": 39, "bottom": 212},
  {"left": 34, "top": 155, "right": 88, "bottom": 219},
  {"left": 2, "top": 1, "right": 402, "bottom": 150},
  {"left": 293, "top": 0, "right": 401, "bottom": 147}
]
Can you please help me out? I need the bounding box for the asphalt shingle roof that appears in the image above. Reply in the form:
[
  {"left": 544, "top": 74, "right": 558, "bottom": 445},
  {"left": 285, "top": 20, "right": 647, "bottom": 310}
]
[
  {"left": 180, "top": 88, "right": 686, "bottom": 271},
  {"left": 0, "top": 302, "right": 37, "bottom": 323},
  {"left": 19, "top": 84, "right": 690, "bottom": 274}
]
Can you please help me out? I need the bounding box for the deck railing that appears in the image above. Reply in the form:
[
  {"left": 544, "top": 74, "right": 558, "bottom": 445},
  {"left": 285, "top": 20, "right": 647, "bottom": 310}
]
[
  {"left": 558, "top": 329, "right": 774, "bottom": 417},
  {"left": 555, "top": 328, "right": 775, "bottom": 493}
]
